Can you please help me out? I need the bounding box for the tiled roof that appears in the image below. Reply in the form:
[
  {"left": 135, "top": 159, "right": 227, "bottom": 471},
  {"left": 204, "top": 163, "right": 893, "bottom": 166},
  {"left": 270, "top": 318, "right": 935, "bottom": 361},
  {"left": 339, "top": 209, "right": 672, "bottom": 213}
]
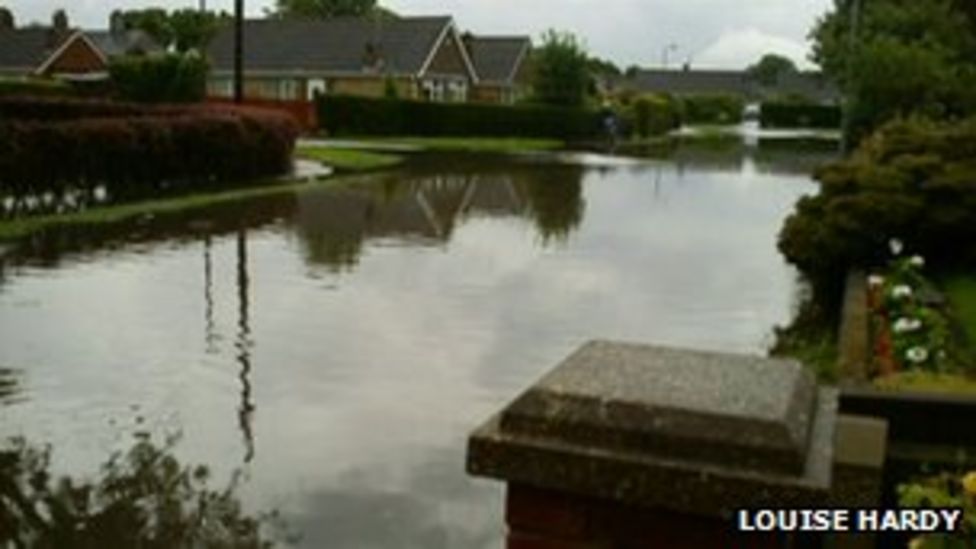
[
  {"left": 86, "top": 30, "right": 162, "bottom": 57},
  {"left": 207, "top": 16, "right": 453, "bottom": 76},
  {"left": 465, "top": 36, "right": 530, "bottom": 84},
  {"left": 0, "top": 27, "right": 68, "bottom": 72},
  {"left": 628, "top": 68, "right": 840, "bottom": 103}
]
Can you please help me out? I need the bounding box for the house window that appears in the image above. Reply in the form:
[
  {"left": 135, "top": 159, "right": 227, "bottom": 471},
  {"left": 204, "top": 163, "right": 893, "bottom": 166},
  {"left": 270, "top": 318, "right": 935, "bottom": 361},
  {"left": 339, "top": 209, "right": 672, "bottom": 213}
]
[
  {"left": 208, "top": 78, "right": 233, "bottom": 98},
  {"left": 307, "top": 79, "right": 328, "bottom": 100},
  {"left": 278, "top": 79, "right": 299, "bottom": 101},
  {"left": 447, "top": 80, "right": 468, "bottom": 102}
]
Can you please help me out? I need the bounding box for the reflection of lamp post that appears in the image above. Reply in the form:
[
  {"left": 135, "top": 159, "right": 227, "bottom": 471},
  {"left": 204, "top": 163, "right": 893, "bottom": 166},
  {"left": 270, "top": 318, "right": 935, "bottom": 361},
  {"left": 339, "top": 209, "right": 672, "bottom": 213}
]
[
  {"left": 233, "top": 0, "right": 244, "bottom": 103},
  {"left": 661, "top": 43, "right": 678, "bottom": 69},
  {"left": 236, "top": 229, "right": 255, "bottom": 464}
]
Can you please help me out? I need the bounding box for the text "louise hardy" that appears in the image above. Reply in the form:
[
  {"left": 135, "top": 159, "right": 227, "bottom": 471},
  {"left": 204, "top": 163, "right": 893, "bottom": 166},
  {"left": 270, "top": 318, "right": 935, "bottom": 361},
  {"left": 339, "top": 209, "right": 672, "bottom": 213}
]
[{"left": 737, "top": 509, "right": 964, "bottom": 533}]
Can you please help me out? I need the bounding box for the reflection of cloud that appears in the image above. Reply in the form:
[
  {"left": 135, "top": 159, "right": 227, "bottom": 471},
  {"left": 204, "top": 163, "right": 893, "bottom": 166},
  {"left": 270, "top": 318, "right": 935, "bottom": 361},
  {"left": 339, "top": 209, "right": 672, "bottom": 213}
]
[{"left": 284, "top": 451, "right": 501, "bottom": 549}]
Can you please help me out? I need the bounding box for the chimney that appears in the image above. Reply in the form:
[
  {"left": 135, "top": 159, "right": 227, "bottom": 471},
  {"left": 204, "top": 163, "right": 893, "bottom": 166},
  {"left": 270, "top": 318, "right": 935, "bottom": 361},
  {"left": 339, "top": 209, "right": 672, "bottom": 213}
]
[
  {"left": 0, "top": 8, "right": 15, "bottom": 31},
  {"left": 110, "top": 11, "right": 127, "bottom": 36}
]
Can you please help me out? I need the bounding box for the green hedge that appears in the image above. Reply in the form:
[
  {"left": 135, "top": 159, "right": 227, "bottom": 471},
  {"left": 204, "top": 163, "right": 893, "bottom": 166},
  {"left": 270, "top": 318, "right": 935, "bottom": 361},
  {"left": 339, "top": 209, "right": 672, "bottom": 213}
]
[
  {"left": 629, "top": 94, "right": 681, "bottom": 137},
  {"left": 317, "top": 95, "right": 602, "bottom": 139},
  {"left": 680, "top": 94, "right": 745, "bottom": 125},
  {"left": 761, "top": 102, "right": 842, "bottom": 129},
  {"left": 109, "top": 54, "right": 208, "bottom": 104},
  {"left": 0, "top": 78, "right": 74, "bottom": 98},
  {"left": 779, "top": 116, "right": 976, "bottom": 297},
  {"left": 0, "top": 98, "right": 299, "bottom": 196}
]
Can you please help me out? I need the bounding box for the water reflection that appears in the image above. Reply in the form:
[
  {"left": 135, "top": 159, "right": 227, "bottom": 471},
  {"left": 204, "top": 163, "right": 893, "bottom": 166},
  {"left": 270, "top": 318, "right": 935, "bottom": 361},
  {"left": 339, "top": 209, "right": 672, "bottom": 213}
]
[{"left": 0, "top": 146, "right": 825, "bottom": 547}]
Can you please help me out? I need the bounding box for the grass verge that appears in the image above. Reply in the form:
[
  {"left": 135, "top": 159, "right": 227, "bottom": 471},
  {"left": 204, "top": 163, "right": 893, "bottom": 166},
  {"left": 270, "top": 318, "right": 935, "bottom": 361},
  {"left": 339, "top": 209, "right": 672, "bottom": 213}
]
[
  {"left": 945, "top": 275, "right": 976, "bottom": 346},
  {"left": 296, "top": 146, "right": 404, "bottom": 172},
  {"left": 0, "top": 179, "right": 323, "bottom": 242},
  {"left": 341, "top": 137, "right": 564, "bottom": 153},
  {"left": 874, "top": 371, "right": 976, "bottom": 395}
]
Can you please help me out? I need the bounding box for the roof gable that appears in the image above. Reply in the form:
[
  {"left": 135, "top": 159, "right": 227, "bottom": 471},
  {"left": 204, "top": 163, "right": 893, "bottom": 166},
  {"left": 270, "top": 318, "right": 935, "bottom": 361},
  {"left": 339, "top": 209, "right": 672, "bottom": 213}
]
[
  {"left": 465, "top": 36, "right": 530, "bottom": 84},
  {"left": 207, "top": 16, "right": 453, "bottom": 76}
]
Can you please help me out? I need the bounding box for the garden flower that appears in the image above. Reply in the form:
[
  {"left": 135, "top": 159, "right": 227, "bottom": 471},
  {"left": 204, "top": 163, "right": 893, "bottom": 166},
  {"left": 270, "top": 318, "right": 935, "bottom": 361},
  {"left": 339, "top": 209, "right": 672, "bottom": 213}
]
[
  {"left": 909, "top": 255, "right": 925, "bottom": 268},
  {"left": 891, "top": 285, "right": 913, "bottom": 299},
  {"left": 963, "top": 471, "right": 976, "bottom": 497},
  {"left": 889, "top": 238, "right": 904, "bottom": 256},
  {"left": 868, "top": 274, "right": 885, "bottom": 287},
  {"left": 905, "top": 346, "right": 929, "bottom": 364},
  {"left": 892, "top": 317, "right": 922, "bottom": 333}
]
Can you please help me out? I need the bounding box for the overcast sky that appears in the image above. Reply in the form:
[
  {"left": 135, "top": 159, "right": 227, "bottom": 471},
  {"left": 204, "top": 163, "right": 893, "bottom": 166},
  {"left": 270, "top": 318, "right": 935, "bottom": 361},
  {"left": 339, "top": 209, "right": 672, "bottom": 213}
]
[{"left": 3, "top": 0, "right": 833, "bottom": 69}]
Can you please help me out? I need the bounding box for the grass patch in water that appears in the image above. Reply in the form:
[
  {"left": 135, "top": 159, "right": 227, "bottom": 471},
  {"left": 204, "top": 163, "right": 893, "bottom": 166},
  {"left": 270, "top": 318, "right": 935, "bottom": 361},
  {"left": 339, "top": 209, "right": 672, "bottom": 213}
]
[
  {"left": 0, "top": 178, "right": 324, "bottom": 242},
  {"left": 296, "top": 146, "right": 404, "bottom": 171}
]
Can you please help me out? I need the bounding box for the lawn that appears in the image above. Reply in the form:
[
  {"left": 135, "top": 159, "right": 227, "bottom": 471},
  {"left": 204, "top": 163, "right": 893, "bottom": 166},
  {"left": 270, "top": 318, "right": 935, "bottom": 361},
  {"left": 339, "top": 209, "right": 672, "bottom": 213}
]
[
  {"left": 0, "top": 179, "right": 325, "bottom": 242},
  {"left": 338, "top": 137, "right": 564, "bottom": 153},
  {"left": 295, "top": 146, "right": 404, "bottom": 172},
  {"left": 946, "top": 275, "right": 976, "bottom": 347}
]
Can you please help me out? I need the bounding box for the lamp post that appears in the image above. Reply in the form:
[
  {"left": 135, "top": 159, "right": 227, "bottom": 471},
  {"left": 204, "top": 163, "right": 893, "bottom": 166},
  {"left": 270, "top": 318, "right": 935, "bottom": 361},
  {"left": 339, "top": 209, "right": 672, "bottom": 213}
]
[
  {"left": 233, "top": 0, "right": 244, "bottom": 103},
  {"left": 661, "top": 43, "right": 678, "bottom": 69}
]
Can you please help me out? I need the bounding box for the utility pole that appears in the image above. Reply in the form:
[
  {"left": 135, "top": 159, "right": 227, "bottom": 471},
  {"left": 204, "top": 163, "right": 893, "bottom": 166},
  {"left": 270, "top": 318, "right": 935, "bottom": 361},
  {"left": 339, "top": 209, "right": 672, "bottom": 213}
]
[
  {"left": 234, "top": 0, "right": 244, "bottom": 103},
  {"left": 841, "top": 0, "right": 864, "bottom": 152}
]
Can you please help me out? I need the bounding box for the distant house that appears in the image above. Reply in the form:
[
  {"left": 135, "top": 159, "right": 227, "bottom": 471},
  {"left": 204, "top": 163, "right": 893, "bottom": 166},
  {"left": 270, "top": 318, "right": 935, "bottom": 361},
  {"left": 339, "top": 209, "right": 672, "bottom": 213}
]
[
  {"left": 464, "top": 35, "right": 532, "bottom": 105},
  {"left": 625, "top": 68, "right": 840, "bottom": 105},
  {"left": 0, "top": 16, "right": 161, "bottom": 82},
  {"left": 207, "top": 16, "right": 480, "bottom": 103}
]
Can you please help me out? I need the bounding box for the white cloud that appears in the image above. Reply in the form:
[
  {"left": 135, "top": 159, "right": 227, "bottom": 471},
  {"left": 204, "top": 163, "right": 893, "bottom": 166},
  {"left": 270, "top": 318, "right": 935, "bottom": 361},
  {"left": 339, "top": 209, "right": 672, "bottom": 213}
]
[{"left": 693, "top": 27, "right": 815, "bottom": 70}]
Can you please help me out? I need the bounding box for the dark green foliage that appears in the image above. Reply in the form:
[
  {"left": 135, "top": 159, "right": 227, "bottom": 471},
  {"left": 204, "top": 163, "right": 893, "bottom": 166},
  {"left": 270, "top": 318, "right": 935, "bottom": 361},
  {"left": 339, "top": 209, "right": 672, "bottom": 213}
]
[
  {"left": 0, "top": 434, "right": 275, "bottom": 548},
  {"left": 531, "top": 30, "right": 591, "bottom": 107},
  {"left": 318, "top": 95, "right": 601, "bottom": 139},
  {"left": 679, "top": 93, "right": 744, "bottom": 125},
  {"left": 628, "top": 94, "right": 681, "bottom": 137},
  {"left": 0, "top": 7, "right": 14, "bottom": 30},
  {"left": 0, "top": 98, "right": 299, "bottom": 196},
  {"left": 109, "top": 54, "right": 208, "bottom": 104},
  {"left": 760, "top": 102, "right": 842, "bottom": 129},
  {"left": 113, "top": 8, "right": 174, "bottom": 47},
  {"left": 112, "top": 8, "right": 228, "bottom": 52},
  {"left": 748, "top": 53, "right": 799, "bottom": 86},
  {"left": 272, "top": 0, "right": 381, "bottom": 17},
  {"left": 0, "top": 78, "right": 74, "bottom": 98},
  {"left": 779, "top": 117, "right": 976, "bottom": 293}
]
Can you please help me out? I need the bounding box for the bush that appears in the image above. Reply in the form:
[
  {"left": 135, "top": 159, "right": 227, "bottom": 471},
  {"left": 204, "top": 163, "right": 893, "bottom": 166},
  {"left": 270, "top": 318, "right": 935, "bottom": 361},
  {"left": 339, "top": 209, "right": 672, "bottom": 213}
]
[
  {"left": 109, "top": 53, "right": 208, "bottom": 103},
  {"left": 779, "top": 116, "right": 976, "bottom": 295},
  {"left": 317, "top": 95, "right": 602, "bottom": 139},
  {"left": 679, "top": 93, "right": 745, "bottom": 125},
  {"left": 0, "top": 78, "right": 74, "bottom": 98},
  {"left": 630, "top": 94, "right": 680, "bottom": 138},
  {"left": 761, "top": 102, "right": 842, "bottom": 129},
  {"left": 0, "top": 98, "right": 299, "bottom": 196}
]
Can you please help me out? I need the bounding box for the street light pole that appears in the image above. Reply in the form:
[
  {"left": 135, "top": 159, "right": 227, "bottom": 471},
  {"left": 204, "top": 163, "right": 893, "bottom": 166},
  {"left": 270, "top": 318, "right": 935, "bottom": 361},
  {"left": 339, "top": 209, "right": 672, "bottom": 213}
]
[
  {"left": 661, "top": 43, "right": 678, "bottom": 69},
  {"left": 233, "top": 0, "right": 244, "bottom": 104}
]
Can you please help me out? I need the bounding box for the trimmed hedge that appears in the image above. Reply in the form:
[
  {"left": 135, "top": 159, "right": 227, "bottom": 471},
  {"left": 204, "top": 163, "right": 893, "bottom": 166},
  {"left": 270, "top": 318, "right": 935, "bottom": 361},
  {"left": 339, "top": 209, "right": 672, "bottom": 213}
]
[
  {"left": 0, "top": 78, "right": 74, "bottom": 98},
  {"left": 761, "top": 102, "right": 842, "bottom": 129},
  {"left": 0, "top": 98, "right": 299, "bottom": 196},
  {"left": 680, "top": 94, "right": 745, "bottom": 125},
  {"left": 318, "top": 95, "right": 602, "bottom": 139},
  {"left": 629, "top": 94, "right": 681, "bottom": 137},
  {"left": 778, "top": 116, "right": 976, "bottom": 298}
]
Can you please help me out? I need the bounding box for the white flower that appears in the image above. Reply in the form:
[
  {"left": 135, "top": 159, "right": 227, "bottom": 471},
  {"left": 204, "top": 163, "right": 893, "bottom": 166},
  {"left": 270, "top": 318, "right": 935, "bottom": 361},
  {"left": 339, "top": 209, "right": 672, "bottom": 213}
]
[
  {"left": 889, "top": 238, "right": 904, "bottom": 256},
  {"left": 906, "top": 347, "right": 930, "bottom": 364},
  {"left": 891, "top": 285, "right": 913, "bottom": 299},
  {"left": 893, "top": 317, "right": 923, "bottom": 334},
  {"left": 909, "top": 255, "right": 925, "bottom": 268},
  {"left": 868, "top": 274, "right": 885, "bottom": 288}
]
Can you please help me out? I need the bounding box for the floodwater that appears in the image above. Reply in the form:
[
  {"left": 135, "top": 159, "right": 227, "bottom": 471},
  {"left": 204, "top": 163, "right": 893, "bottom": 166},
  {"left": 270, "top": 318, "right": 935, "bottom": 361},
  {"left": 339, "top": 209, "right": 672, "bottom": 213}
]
[{"left": 0, "top": 138, "right": 833, "bottom": 547}]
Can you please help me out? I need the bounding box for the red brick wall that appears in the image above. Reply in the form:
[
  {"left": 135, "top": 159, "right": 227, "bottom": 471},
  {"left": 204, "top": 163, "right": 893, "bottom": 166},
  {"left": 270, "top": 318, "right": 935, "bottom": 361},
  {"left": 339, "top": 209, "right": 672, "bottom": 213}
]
[{"left": 44, "top": 37, "right": 106, "bottom": 75}]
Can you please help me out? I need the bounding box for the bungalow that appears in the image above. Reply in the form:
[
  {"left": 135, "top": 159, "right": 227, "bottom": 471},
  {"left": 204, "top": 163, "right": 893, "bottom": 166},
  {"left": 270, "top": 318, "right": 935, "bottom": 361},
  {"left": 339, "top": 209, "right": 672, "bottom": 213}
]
[
  {"left": 0, "top": 15, "right": 160, "bottom": 82},
  {"left": 625, "top": 68, "right": 840, "bottom": 105},
  {"left": 206, "top": 16, "right": 479, "bottom": 103},
  {"left": 464, "top": 35, "right": 532, "bottom": 105}
]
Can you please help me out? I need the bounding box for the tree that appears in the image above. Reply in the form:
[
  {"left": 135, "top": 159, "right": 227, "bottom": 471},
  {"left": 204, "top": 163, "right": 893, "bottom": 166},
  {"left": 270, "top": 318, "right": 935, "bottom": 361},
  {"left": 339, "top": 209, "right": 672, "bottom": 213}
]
[
  {"left": 114, "top": 8, "right": 174, "bottom": 48},
  {"left": 748, "top": 53, "right": 798, "bottom": 86},
  {"left": 0, "top": 7, "right": 14, "bottom": 30},
  {"left": 532, "top": 30, "right": 591, "bottom": 107},
  {"left": 169, "top": 8, "right": 227, "bottom": 53},
  {"left": 811, "top": 0, "right": 976, "bottom": 141},
  {"left": 273, "top": 0, "right": 381, "bottom": 18}
]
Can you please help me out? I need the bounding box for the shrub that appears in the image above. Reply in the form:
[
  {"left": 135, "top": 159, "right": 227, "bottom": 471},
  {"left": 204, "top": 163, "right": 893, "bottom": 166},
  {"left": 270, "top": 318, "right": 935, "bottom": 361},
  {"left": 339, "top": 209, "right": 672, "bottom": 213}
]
[
  {"left": 0, "top": 98, "right": 299, "bottom": 197},
  {"left": 779, "top": 116, "right": 976, "bottom": 296},
  {"left": 679, "top": 93, "right": 745, "bottom": 125},
  {"left": 630, "top": 94, "right": 680, "bottom": 138},
  {"left": 0, "top": 78, "right": 74, "bottom": 98},
  {"left": 317, "top": 95, "right": 602, "bottom": 139},
  {"left": 109, "top": 53, "right": 208, "bottom": 103},
  {"left": 760, "top": 102, "right": 842, "bottom": 129}
]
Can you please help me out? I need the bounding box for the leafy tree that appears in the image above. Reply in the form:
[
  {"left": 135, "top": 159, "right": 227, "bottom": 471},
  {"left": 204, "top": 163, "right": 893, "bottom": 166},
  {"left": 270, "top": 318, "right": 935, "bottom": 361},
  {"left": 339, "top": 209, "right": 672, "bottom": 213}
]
[
  {"left": 113, "top": 8, "right": 174, "bottom": 48},
  {"left": 169, "top": 8, "right": 227, "bottom": 53},
  {"left": 273, "top": 0, "right": 382, "bottom": 18},
  {"left": 51, "top": 8, "right": 68, "bottom": 31},
  {"left": 0, "top": 7, "right": 14, "bottom": 30},
  {"left": 532, "top": 30, "right": 591, "bottom": 107},
  {"left": 811, "top": 0, "right": 976, "bottom": 141},
  {"left": 748, "top": 53, "right": 798, "bottom": 86}
]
